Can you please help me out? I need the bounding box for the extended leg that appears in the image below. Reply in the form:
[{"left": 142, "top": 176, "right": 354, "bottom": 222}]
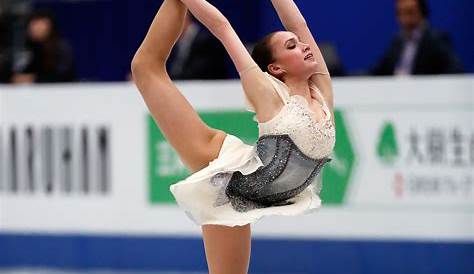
[
  {"left": 131, "top": 2, "right": 252, "bottom": 274},
  {"left": 131, "top": 0, "right": 225, "bottom": 172}
]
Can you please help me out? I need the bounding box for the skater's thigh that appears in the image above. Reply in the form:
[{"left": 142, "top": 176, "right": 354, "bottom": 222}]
[{"left": 138, "top": 74, "right": 227, "bottom": 172}]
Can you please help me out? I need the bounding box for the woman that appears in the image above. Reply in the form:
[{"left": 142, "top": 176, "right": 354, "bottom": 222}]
[
  {"left": 13, "top": 10, "right": 76, "bottom": 83},
  {"left": 131, "top": 0, "right": 335, "bottom": 273}
]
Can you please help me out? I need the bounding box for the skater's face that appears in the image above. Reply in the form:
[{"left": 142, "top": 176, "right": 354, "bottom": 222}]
[{"left": 267, "top": 31, "right": 318, "bottom": 80}]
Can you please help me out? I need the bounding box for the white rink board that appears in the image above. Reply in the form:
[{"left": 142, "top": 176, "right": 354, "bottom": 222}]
[{"left": 0, "top": 76, "right": 473, "bottom": 241}]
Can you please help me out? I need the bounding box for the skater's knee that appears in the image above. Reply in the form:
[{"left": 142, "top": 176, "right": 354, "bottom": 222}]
[
  {"left": 131, "top": 52, "right": 167, "bottom": 84},
  {"left": 131, "top": 57, "right": 170, "bottom": 93}
]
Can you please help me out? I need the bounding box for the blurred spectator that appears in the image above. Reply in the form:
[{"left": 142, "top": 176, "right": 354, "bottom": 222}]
[
  {"left": 12, "top": 10, "right": 76, "bottom": 83},
  {"left": 319, "top": 42, "right": 345, "bottom": 77},
  {"left": 0, "top": 15, "right": 13, "bottom": 83},
  {"left": 168, "top": 13, "right": 229, "bottom": 80},
  {"left": 371, "top": 0, "right": 463, "bottom": 76}
]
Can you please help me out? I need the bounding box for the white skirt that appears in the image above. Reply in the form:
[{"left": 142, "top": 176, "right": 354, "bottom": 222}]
[{"left": 169, "top": 134, "right": 323, "bottom": 227}]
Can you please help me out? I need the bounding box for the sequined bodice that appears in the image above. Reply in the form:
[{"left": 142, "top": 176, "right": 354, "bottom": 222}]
[{"left": 245, "top": 73, "right": 336, "bottom": 159}]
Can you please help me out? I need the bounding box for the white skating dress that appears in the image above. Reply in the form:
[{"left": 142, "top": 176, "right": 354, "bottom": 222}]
[{"left": 169, "top": 72, "right": 336, "bottom": 226}]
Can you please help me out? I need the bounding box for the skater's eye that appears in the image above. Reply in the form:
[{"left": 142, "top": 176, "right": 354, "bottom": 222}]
[{"left": 285, "top": 38, "right": 297, "bottom": 49}]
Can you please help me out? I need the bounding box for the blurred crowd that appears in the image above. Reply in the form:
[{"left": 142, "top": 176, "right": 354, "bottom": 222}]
[
  {"left": 0, "top": 0, "right": 466, "bottom": 84},
  {"left": 0, "top": 0, "right": 75, "bottom": 84}
]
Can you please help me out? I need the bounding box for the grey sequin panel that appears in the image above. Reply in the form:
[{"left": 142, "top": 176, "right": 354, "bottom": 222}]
[{"left": 214, "top": 134, "right": 331, "bottom": 213}]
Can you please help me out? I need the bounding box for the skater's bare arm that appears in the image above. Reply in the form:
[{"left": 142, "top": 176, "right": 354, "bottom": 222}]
[{"left": 179, "top": 0, "right": 282, "bottom": 121}]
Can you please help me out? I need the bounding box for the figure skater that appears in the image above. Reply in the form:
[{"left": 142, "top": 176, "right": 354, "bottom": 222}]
[{"left": 131, "top": 0, "right": 335, "bottom": 273}]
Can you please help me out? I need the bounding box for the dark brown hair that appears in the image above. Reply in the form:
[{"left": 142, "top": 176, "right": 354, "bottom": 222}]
[
  {"left": 251, "top": 32, "right": 278, "bottom": 73},
  {"left": 417, "top": 0, "right": 430, "bottom": 18},
  {"left": 397, "top": 0, "right": 430, "bottom": 18}
]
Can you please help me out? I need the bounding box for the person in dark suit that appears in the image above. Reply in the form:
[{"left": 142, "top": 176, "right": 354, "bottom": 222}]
[
  {"left": 168, "top": 13, "right": 229, "bottom": 79},
  {"left": 372, "top": 0, "right": 463, "bottom": 76}
]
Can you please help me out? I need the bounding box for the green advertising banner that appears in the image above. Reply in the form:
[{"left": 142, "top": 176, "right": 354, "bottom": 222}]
[{"left": 319, "top": 111, "right": 356, "bottom": 204}]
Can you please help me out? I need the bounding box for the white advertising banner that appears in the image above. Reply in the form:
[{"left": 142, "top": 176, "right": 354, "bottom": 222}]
[{"left": 0, "top": 76, "right": 473, "bottom": 241}]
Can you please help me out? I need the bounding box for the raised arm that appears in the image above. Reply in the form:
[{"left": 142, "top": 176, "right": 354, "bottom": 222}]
[
  {"left": 270, "top": 0, "right": 333, "bottom": 109},
  {"left": 179, "top": 0, "right": 282, "bottom": 122}
]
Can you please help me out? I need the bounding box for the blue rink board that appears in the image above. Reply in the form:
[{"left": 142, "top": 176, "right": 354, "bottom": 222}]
[{"left": 0, "top": 233, "right": 473, "bottom": 274}]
